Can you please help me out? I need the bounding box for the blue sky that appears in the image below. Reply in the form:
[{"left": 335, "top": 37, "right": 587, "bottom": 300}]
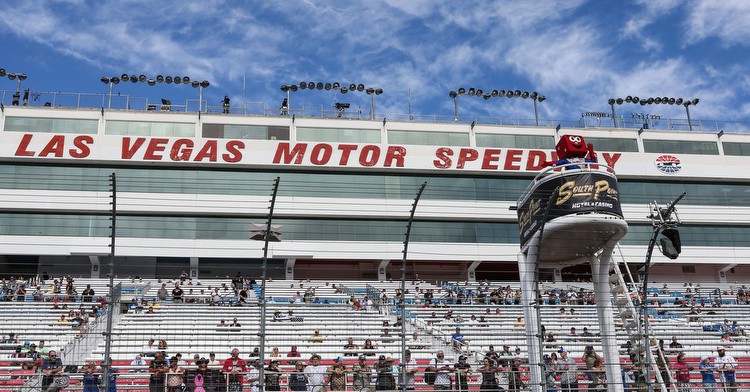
[{"left": 2, "top": 0, "right": 750, "bottom": 127}]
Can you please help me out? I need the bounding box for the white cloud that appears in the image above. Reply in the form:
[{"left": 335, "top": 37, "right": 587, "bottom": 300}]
[{"left": 685, "top": 0, "right": 750, "bottom": 46}]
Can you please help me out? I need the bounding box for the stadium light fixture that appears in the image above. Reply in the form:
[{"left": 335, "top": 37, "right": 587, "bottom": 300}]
[
  {"left": 102, "top": 74, "right": 210, "bottom": 112},
  {"left": 281, "top": 81, "right": 382, "bottom": 118},
  {"left": 1, "top": 69, "right": 28, "bottom": 106},
  {"left": 609, "top": 95, "right": 699, "bottom": 130},
  {"left": 450, "top": 87, "right": 545, "bottom": 124}
]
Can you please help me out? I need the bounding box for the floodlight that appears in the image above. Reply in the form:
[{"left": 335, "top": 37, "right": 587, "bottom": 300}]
[
  {"left": 537, "top": 95, "right": 546, "bottom": 102},
  {"left": 521, "top": 91, "right": 529, "bottom": 99},
  {"left": 632, "top": 96, "right": 639, "bottom": 103},
  {"left": 483, "top": 94, "right": 491, "bottom": 100},
  {"left": 340, "top": 87, "right": 348, "bottom": 93},
  {"left": 357, "top": 84, "right": 364, "bottom": 91},
  {"left": 121, "top": 73, "right": 129, "bottom": 81},
  {"left": 625, "top": 96, "right": 633, "bottom": 103},
  {"left": 675, "top": 98, "right": 683, "bottom": 105},
  {"left": 139, "top": 74, "right": 147, "bottom": 83},
  {"left": 316, "top": 82, "right": 324, "bottom": 90},
  {"left": 324, "top": 83, "right": 332, "bottom": 90},
  {"left": 165, "top": 76, "right": 173, "bottom": 84},
  {"left": 7, "top": 74, "right": 15, "bottom": 80},
  {"left": 375, "top": 88, "right": 382, "bottom": 95},
  {"left": 182, "top": 76, "right": 190, "bottom": 84},
  {"left": 506, "top": 90, "right": 513, "bottom": 98},
  {"left": 156, "top": 75, "right": 164, "bottom": 83},
  {"left": 332, "top": 82, "right": 340, "bottom": 89},
  {"left": 148, "top": 79, "right": 156, "bottom": 86},
  {"left": 130, "top": 75, "right": 138, "bottom": 83},
  {"left": 0, "top": 69, "right": 5, "bottom": 77},
  {"left": 349, "top": 83, "right": 356, "bottom": 90},
  {"left": 192, "top": 81, "right": 200, "bottom": 88},
  {"left": 616, "top": 98, "right": 623, "bottom": 105},
  {"left": 514, "top": 90, "right": 521, "bottom": 97},
  {"left": 475, "top": 89, "right": 483, "bottom": 96},
  {"left": 300, "top": 82, "right": 308, "bottom": 89},
  {"left": 101, "top": 77, "right": 110, "bottom": 84},
  {"left": 290, "top": 85, "right": 297, "bottom": 91},
  {"left": 491, "top": 90, "right": 499, "bottom": 97},
  {"left": 668, "top": 98, "right": 675, "bottom": 105},
  {"left": 174, "top": 76, "right": 182, "bottom": 84},
  {"left": 458, "top": 88, "right": 466, "bottom": 95},
  {"left": 281, "top": 85, "right": 290, "bottom": 92},
  {"left": 608, "top": 98, "right": 615, "bottom": 105},
  {"left": 200, "top": 80, "right": 209, "bottom": 88},
  {"left": 366, "top": 88, "right": 375, "bottom": 94},
  {"left": 654, "top": 97, "right": 662, "bottom": 104},
  {"left": 692, "top": 98, "right": 699, "bottom": 105},
  {"left": 111, "top": 77, "right": 120, "bottom": 84},
  {"left": 449, "top": 91, "right": 457, "bottom": 98},
  {"left": 647, "top": 97, "right": 654, "bottom": 104},
  {"left": 498, "top": 90, "right": 505, "bottom": 96}
]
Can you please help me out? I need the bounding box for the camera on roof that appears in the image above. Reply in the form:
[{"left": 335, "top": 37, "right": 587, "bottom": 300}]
[{"left": 334, "top": 102, "right": 350, "bottom": 109}]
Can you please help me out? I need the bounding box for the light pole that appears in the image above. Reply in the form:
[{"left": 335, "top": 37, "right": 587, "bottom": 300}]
[
  {"left": 449, "top": 87, "right": 545, "bottom": 124},
  {"left": 365, "top": 87, "right": 383, "bottom": 120},
  {"left": 608, "top": 96, "right": 699, "bottom": 130},
  {"left": 0, "top": 69, "right": 28, "bottom": 106}
]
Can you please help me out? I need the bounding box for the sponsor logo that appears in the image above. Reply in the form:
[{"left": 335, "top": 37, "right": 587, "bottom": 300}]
[{"left": 655, "top": 155, "right": 681, "bottom": 174}]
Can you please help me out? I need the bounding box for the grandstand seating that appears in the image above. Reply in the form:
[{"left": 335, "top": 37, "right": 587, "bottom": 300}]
[{"left": 1, "top": 277, "right": 750, "bottom": 391}]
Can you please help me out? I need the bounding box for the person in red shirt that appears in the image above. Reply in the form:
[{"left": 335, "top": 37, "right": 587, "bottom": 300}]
[
  {"left": 222, "top": 348, "right": 247, "bottom": 391},
  {"left": 673, "top": 352, "right": 693, "bottom": 392},
  {"left": 287, "top": 345, "right": 302, "bottom": 365}
]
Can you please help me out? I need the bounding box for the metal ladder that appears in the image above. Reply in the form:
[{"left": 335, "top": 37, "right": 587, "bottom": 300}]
[{"left": 609, "top": 261, "right": 672, "bottom": 392}]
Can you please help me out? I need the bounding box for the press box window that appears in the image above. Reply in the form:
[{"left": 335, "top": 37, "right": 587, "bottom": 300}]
[
  {"left": 388, "top": 130, "right": 469, "bottom": 146},
  {"left": 297, "top": 127, "right": 381, "bottom": 143},
  {"left": 105, "top": 120, "right": 195, "bottom": 137},
  {"left": 723, "top": 142, "right": 750, "bottom": 156},
  {"left": 202, "top": 124, "right": 290, "bottom": 140},
  {"left": 643, "top": 139, "right": 719, "bottom": 155},
  {"left": 476, "top": 134, "right": 554, "bottom": 149},
  {"left": 5, "top": 117, "right": 98, "bottom": 134}
]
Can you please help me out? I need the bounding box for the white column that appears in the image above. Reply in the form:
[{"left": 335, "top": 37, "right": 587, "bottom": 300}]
[
  {"left": 589, "top": 247, "right": 624, "bottom": 392},
  {"left": 89, "top": 256, "right": 101, "bottom": 279},
  {"left": 518, "top": 246, "right": 542, "bottom": 392},
  {"left": 189, "top": 257, "right": 199, "bottom": 279},
  {"left": 467, "top": 261, "right": 481, "bottom": 282},
  {"left": 718, "top": 264, "right": 737, "bottom": 283},
  {"left": 378, "top": 260, "right": 390, "bottom": 281},
  {"left": 285, "top": 258, "right": 296, "bottom": 280}
]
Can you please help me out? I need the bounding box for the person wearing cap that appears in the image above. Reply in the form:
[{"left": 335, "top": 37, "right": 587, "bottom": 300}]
[
  {"left": 399, "top": 350, "right": 418, "bottom": 390},
  {"left": 304, "top": 354, "right": 328, "bottom": 392},
  {"left": 222, "top": 348, "right": 247, "bottom": 392},
  {"left": 557, "top": 348, "right": 577, "bottom": 392},
  {"left": 41, "top": 350, "right": 64, "bottom": 392},
  {"left": 289, "top": 362, "right": 308, "bottom": 391},
  {"left": 264, "top": 360, "right": 282, "bottom": 391},
  {"left": 287, "top": 345, "right": 302, "bottom": 365},
  {"left": 343, "top": 337, "right": 359, "bottom": 357},
  {"left": 352, "top": 355, "right": 374, "bottom": 392},
  {"left": 130, "top": 354, "right": 147, "bottom": 373},
  {"left": 455, "top": 354, "right": 472, "bottom": 391},
  {"left": 581, "top": 345, "right": 600, "bottom": 383},
  {"left": 148, "top": 352, "right": 169, "bottom": 392},
  {"left": 328, "top": 357, "right": 348, "bottom": 390},
  {"left": 375, "top": 355, "right": 395, "bottom": 391},
  {"left": 186, "top": 357, "right": 224, "bottom": 392},
  {"left": 699, "top": 356, "right": 716, "bottom": 392},
  {"left": 433, "top": 351, "right": 453, "bottom": 390},
  {"left": 715, "top": 346, "right": 737, "bottom": 392}
]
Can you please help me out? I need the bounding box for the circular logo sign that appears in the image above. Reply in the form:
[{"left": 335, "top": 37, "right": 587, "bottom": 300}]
[{"left": 655, "top": 155, "right": 681, "bottom": 174}]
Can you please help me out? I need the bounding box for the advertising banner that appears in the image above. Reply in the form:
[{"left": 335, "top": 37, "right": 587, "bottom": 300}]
[{"left": 516, "top": 171, "right": 623, "bottom": 246}]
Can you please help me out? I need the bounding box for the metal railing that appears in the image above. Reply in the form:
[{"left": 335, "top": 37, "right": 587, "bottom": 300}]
[{"left": 2, "top": 89, "right": 748, "bottom": 133}]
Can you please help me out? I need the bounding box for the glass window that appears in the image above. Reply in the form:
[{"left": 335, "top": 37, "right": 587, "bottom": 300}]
[
  {"left": 723, "top": 142, "right": 750, "bottom": 156},
  {"left": 296, "top": 127, "right": 381, "bottom": 143},
  {"left": 202, "top": 124, "right": 289, "bottom": 140},
  {"left": 584, "top": 137, "right": 639, "bottom": 152},
  {"left": 475, "top": 134, "right": 554, "bottom": 149},
  {"left": 4, "top": 117, "right": 98, "bottom": 134},
  {"left": 643, "top": 139, "right": 718, "bottom": 155},
  {"left": 388, "top": 130, "right": 470, "bottom": 146},
  {"left": 105, "top": 120, "right": 195, "bottom": 137},
  {"left": 4, "top": 163, "right": 750, "bottom": 206}
]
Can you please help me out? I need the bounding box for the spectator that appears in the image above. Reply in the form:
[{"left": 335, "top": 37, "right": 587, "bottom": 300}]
[
  {"left": 230, "top": 318, "right": 241, "bottom": 328},
  {"left": 38, "top": 340, "right": 51, "bottom": 359},
  {"left": 699, "top": 356, "right": 716, "bottom": 392},
  {"left": 288, "top": 362, "right": 307, "bottom": 392},
  {"left": 249, "top": 347, "right": 260, "bottom": 358},
  {"left": 668, "top": 336, "right": 683, "bottom": 353},
  {"left": 673, "top": 352, "right": 693, "bottom": 392},
  {"left": 433, "top": 351, "right": 453, "bottom": 390},
  {"left": 172, "top": 284, "right": 184, "bottom": 303},
  {"left": 304, "top": 354, "right": 328, "bottom": 392},
  {"left": 455, "top": 354, "right": 472, "bottom": 392},
  {"left": 719, "top": 333, "right": 734, "bottom": 348},
  {"left": 157, "top": 284, "right": 168, "bottom": 302},
  {"left": 478, "top": 357, "right": 499, "bottom": 392},
  {"left": 166, "top": 357, "right": 185, "bottom": 392},
  {"left": 186, "top": 357, "right": 224, "bottom": 392},
  {"left": 451, "top": 327, "right": 465, "bottom": 351},
  {"left": 362, "top": 339, "right": 378, "bottom": 355},
  {"left": 558, "top": 348, "right": 577, "bottom": 392},
  {"left": 380, "top": 328, "right": 394, "bottom": 343},
  {"left": 143, "top": 338, "right": 156, "bottom": 357},
  {"left": 543, "top": 355, "right": 556, "bottom": 392},
  {"left": 287, "top": 346, "right": 302, "bottom": 364},
  {"left": 270, "top": 347, "right": 281, "bottom": 358},
  {"left": 715, "top": 346, "right": 737, "bottom": 392},
  {"left": 82, "top": 285, "right": 95, "bottom": 302},
  {"left": 158, "top": 339, "right": 168, "bottom": 351},
  {"left": 407, "top": 332, "right": 426, "bottom": 349},
  {"left": 582, "top": 345, "right": 601, "bottom": 383},
  {"left": 222, "top": 348, "right": 247, "bottom": 392},
  {"left": 41, "top": 350, "right": 64, "bottom": 392},
  {"left": 308, "top": 329, "right": 324, "bottom": 344},
  {"left": 148, "top": 352, "right": 169, "bottom": 392},
  {"left": 10, "top": 345, "right": 25, "bottom": 366},
  {"left": 130, "top": 355, "right": 147, "bottom": 372},
  {"left": 265, "top": 360, "right": 282, "bottom": 391},
  {"left": 375, "top": 355, "right": 395, "bottom": 391},
  {"left": 400, "top": 350, "right": 417, "bottom": 390},
  {"left": 590, "top": 357, "right": 606, "bottom": 392},
  {"left": 352, "top": 355, "right": 373, "bottom": 391},
  {"left": 208, "top": 352, "right": 220, "bottom": 366},
  {"left": 343, "top": 337, "right": 358, "bottom": 356},
  {"left": 328, "top": 357, "right": 348, "bottom": 391}
]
